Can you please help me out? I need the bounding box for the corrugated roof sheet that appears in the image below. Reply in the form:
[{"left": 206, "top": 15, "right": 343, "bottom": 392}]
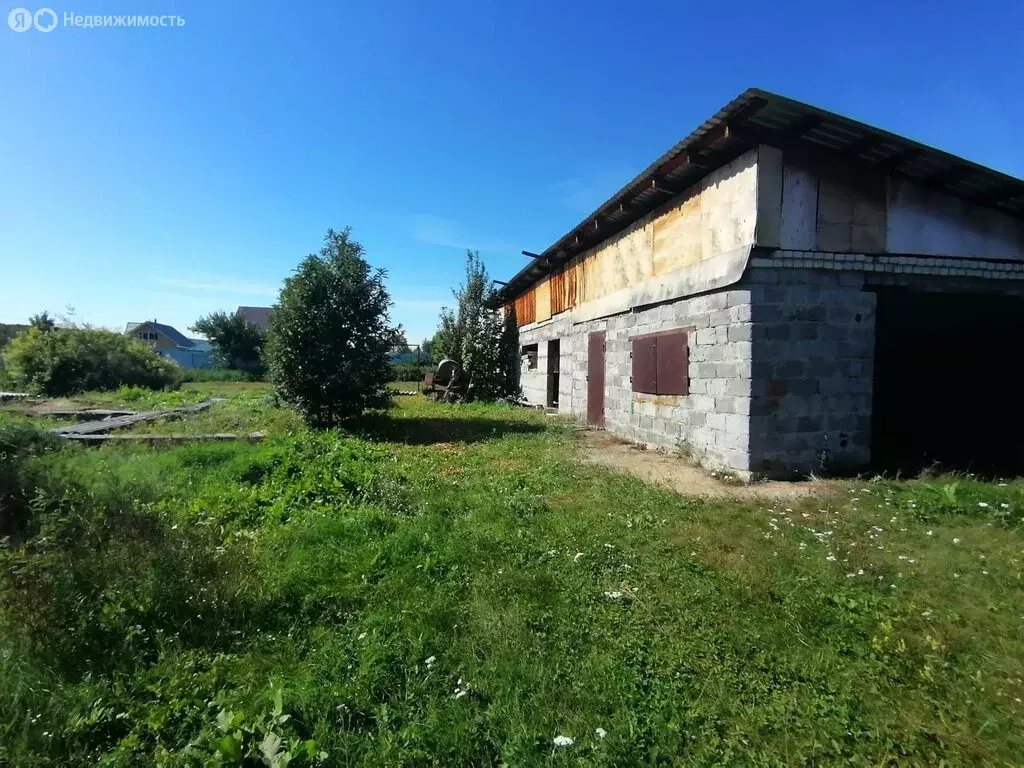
[{"left": 500, "top": 88, "right": 1024, "bottom": 301}]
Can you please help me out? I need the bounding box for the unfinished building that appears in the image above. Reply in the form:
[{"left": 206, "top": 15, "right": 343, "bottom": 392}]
[{"left": 500, "top": 89, "right": 1024, "bottom": 478}]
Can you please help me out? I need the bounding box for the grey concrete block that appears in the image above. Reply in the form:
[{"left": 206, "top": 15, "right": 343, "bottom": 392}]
[{"left": 727, "top": 324, "right": 753, "bottom": 342}]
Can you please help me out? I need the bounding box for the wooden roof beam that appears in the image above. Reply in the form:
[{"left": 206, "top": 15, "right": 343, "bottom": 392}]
[
  {"left": 923, "top": 164, "right": 974, "bottom": 189},
  {"left": 877, "top": 147, "right": 922, "bottom": 172},
  {"left": 974, "top": 183, "right": 1023, "bottom": 206},
  {"left": 845, "top": 133, "right": 884, "bottom": 157}
]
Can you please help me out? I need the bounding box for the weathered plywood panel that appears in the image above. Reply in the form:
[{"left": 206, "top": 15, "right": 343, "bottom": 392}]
[
  {"left": 887, "top": 178, "right": 1024, "bottom": 259},
  {"left": 755, "top": 145, "right": 784, "bottom": 248},
  {"left": 513, "top": 149, "right": 759, "bottom": 326},
  {"left": 816, "top": 166, "right": 886, "bottom": 252},
  {"left": 816, "top": 174, "right": 854, "bottom": 251},
  {"left": 534, "top": 278, "right": 551, "bottom": 322},
  {"left": 780, "top": 161, "right": 818, "bottom": 249},
  {"left": 654, "top": 150, "right": 759, "bottom": 275}
]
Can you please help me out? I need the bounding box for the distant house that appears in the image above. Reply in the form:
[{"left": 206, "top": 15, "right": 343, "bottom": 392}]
[
  {"left": 125, "top": 320, "right": 213, "bottom": 369},
  {"left": 235, "top": 306, "right": 273, "bottom": 332}
]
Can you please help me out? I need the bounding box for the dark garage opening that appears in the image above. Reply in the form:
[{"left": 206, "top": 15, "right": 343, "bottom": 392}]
[{"left": 872, "top": 288, "right": 1024, "bottom": 476}]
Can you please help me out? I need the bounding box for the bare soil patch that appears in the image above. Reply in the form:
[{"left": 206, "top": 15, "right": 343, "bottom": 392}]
[{"left": 577, "top": 429, "right": 833, "bottom": 501}]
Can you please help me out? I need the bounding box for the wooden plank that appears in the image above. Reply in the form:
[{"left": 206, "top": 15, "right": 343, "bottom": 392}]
[
  {"left": 53, "top": 399, "right": 218, "bottom": 436},
  {"left": 33, "top": 408, "right": 138, "bottom": 420},
  {"left": 65, "top": 432, "right": 266, "bottom": 444}
]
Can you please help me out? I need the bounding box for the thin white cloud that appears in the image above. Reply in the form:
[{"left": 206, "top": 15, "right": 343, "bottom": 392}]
[
  {"left": 158, "top": 275, "right": 280, "bottom": 298},
  {"left": 410, "top": 214, "right": 517, "bottom": 253}
]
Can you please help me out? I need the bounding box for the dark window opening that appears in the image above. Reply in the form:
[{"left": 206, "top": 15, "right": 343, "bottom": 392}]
[
  {"left": 631, "top": 329, "right": 689, "bottom": 396},
  {"left": 521, "top": 344, "right": 538, "bottom": 370},
  {"left": 546, "top": 339, "right": 560, "bottom": 408}
]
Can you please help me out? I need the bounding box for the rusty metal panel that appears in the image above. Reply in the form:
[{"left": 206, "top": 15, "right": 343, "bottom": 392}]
[
  {"left": 512, "top": 288, "right": 536, "bottom": 326},
  {"left": 587, "top": 332, "right": 605, "bottom": 426},
  {"left": 655, "top": 331, "right": 689, "bottom": 395},
  {"left": 631, "top": 335, "right": 658, "bottom": 394}
]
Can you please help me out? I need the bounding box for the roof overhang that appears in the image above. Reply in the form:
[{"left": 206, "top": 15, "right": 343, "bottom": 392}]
[{"left": 499, "top": 88, "right": 1024, "bottom": 303}]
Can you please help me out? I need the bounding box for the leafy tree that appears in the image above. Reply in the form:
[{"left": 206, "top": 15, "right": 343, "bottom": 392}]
[
  {"left": 435, "top": 250, "right": 517, "bottom": 401},
  {"left": 28, "top": 312, "right": 56, "bottom": 331},
  {"left": 420, "top": 335, "right": 436, "bottom": 363},
  {"left": 265, "top": 228, "right": 398, "bottom": 427},
  {"left": 190, "top": 311, "right": 265, "bottom": 371},
  {"left": 392, "top": 331, "right": 411, "bottom": 355},
  {"left": 3, "top": 327, "right": 179, "bottom": 396}
]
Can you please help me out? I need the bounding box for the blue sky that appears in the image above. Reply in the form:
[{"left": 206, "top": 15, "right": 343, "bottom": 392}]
[{"left": 2, "top": 0, "right": 1022, "bottom": 342}]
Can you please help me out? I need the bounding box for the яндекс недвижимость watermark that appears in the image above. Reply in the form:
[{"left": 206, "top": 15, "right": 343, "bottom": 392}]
[{"left": 8, "top": 7, "right": 185, "bottom": 32}]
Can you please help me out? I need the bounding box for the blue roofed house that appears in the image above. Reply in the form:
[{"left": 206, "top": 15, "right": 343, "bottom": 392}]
[{"left": 125, "top": 320, "right": 214, "bottom": 369}]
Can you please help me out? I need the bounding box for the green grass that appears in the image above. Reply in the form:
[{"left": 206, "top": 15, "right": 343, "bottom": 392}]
[{"left": 1, "top": 389, "right": 1022, "bottom": 765}]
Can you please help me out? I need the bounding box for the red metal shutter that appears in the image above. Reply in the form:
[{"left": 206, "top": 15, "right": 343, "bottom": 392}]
[
  {"left": 631, "top": 335, "right": 658, "bottom": 394},
  {"left": 656, "top": 331, "right": 689, "bottom": 395}
]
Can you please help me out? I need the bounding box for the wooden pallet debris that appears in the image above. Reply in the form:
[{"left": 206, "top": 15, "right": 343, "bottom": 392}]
[{"left": 53, "top": 399, "right": 221, "bottom": 437}]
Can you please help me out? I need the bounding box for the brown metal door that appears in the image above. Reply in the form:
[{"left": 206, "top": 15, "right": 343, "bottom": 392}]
[{"left": 587, "top": 332, "right": 605, "bottom": 427}]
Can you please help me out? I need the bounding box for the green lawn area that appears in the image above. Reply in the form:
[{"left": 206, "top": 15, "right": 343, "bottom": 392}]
[{"left": 1, "top": 383, "right": 1022, "bottom": 765}]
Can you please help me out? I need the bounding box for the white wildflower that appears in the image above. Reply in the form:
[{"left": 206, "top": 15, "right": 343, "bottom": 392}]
[
  {"left": 926, "top": 530, "right": 933, "bottom": 536},
  {"left": 604, "top": 591, "right": 624, "bottom": 600},
  {"left": 357, "top": 632, "right": 367, "bottom": 641},
  {"left": 425, "top": 656, "right": 436, "bottom": 668},
  {"left": 921, "top": 610, "right": 933, "bottom": 618},
  {"left": 595, "top": 728, "right": 607, "bottom": 739},
  {"left": 553, "top": 735, "right": 574, "bottom": 748},
  {"left": 977, "top": 502, "right": 989, "bottom": 508},
  {"left": 1000, "top": 503, "right": 1010, "bottom": 509},
  {"left": 454, "top": 690, "right": 467, "bottom": 699},
  {"left": 826, "top": 554, "right": 837, "bottom": 562},
  {"left": 952, "top": 538, "right": 962, "bottom": 545}
]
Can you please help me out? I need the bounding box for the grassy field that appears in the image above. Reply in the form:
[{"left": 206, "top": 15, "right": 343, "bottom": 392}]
[{"left": 1, "top": 383, "right": 1022, "bottom": 765}]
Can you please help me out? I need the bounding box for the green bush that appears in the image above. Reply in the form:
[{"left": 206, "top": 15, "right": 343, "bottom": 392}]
[
  {"left": 177, "top": 367, "right": 264, "bottom": 383},
  {"left": 0, "top": 417, "right": 62, "bottom": 539},
  {"left": 388, "top": 363, "right": 431, "bottom": 382},
  {"left": 2, "top": 327, "right": 180, "bottom": 396},
  {"left": 265, "top": 228, "right": 397, "bottom": 427}
]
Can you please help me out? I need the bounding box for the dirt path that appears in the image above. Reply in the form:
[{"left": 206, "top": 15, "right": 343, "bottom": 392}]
[{"left": 577, "top": 429, "right": 832, "bottom": 501}]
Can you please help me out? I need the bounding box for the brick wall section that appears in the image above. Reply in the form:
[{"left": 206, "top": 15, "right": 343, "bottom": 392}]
[
  {"left": 742, "top": 267, "right": 876, "bottom": 477},
  {"left": 518, "top": 289, "right": 755, "bottom": 473}
]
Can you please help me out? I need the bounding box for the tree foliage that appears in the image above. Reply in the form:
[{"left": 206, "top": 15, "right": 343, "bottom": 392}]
[
  {"left": 265, "top": 228, "right": 398, "bottom": 428},
  {"left": 435, "top": 251, "right": 517, "bottom": 402},
  {"left": 190, "top": 311, "right": 265, "bottom": 371},
  {"left": 3, "top": 326, "right": 179, "bottom": 396},
  {"left": 28, "top": 312, "right": 56, "bottom": 332}
]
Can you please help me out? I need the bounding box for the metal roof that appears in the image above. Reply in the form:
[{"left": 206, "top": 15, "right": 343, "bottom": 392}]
[
  {"left": 500, "top": 88, "right": 1024, "bottom": 301},
  {"left": 127, "top": 320, "right": 195, "bottom": 348},
  {"left": 235, "top": 305, "right": 273, "bottom": 331}
]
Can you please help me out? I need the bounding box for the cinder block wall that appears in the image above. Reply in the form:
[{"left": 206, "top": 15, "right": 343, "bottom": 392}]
[
  {"left": 742, "top": 267, "right": 877, "bottom": 477},
  {"left": 518, "top": 288, "right": 756, "bottom": 474}
]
